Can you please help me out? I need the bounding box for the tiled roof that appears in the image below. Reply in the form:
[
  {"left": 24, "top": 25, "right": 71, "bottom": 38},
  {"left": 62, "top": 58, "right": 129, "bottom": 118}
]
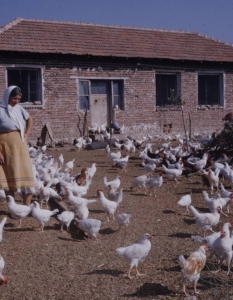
[{"left": 1, "top": 18, "right": 233, "bottom": 62}]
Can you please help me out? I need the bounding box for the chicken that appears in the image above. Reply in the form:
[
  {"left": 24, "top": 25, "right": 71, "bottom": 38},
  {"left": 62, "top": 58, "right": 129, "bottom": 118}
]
[
  {"left": 0, "top": 217, "right": 7, "bottom": 243},
  {"left": 145, "top": 171, "right": 163, "bottom": 197},
  {"left": 179, "top": 244, "right": 208, "bottom": 296},
  {"left": 166, "top": 158, "right": 183, "bottom": 169},
  {"left": 162, "top": 164, "right": 183, "bottom": 183},
  {"left": 0, "top": 255, "right": 8, "bottom": 285},
  {"left": 114, "top": 156, "right": 129, "bottom": 173},
  {"left": 207, "top": 168, "right": 220, "bottom": 194},
  {"left": 177, "top": 193, "right": 192, "bottom": 215},
  {"left": 116, "top": 233, "right": 152, "bottom": 279},
  {"left": 130, "top": 175, "right": 147, "bottom": 193},
  {"left": 105, "top": 144, "right": 110, "bottom": 156},
  {"left": 77, "top": 218, "right": 101, "bottom": 241},
  {"left": 141, "top": 161, "right": 156, "bottom": 176},
  {"left": 58, "top": 153, "right": 64, "bottom": 168},
  {"left": 115, "top": 213, "right": 131, "bottom": 230},
  {"left": 75, "top": 203, "right": 89, "bottom": 220},
  {"left": 210, "top": 222, "right": 233, "bottom": 274},
  {"left": 64, "top": 179, "right": 91, "bottom": 197},
  {"left": 220, "top": 182, "right": 232, "bottom": 199},
  {"left": 104, "top": 175, "right": 121, "bottom": 190},
  {"left": 75, "top": 168, "right": 88, "bottom": 186},
  {"left": 189, "top": 152, "right": 208, "bottom": 171},
  {"left": 65, "top": 158, "right": 75, "bottom": 172},
  {"left": 39, "top": 186, "right": 62, "bottom": 207},
  {"left": 107, "top": 186, "right": 123, "bottom": 206},
  {"left": 66, "top": 189, "right": 96, "bottom": 208},
  {"left": 109, "top": 151, "right": 121, "bottom": 166},
  {"left": 87, "top": 163, "right": 97, "bottom": 180},
  {"left": 57, "top": 211, "right": 75, "bottom": 231},
  {"left": 202, "top": 190, "right": 230, "bottom": 214},
  {"left": 6, "top": 195, "right": 32, "bottom": 227},
  {"left": 191, "top": 231, "right": 221, "bottom": 249},
  {"left": 0, "top": 189, "right": 6, "bottom": 199},
  {"left": 97, "top": 190, "right": 121, "bottom": 222},
  {"left": 189, "top": 205, "right": 221, "bottom": 236},
  {"left": 31, "top": 201, "right": 59, "bottom": 232}
]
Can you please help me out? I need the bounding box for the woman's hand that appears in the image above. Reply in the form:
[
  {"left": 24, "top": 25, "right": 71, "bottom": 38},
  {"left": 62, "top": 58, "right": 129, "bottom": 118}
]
[
  {"left": 0, "top": 152, "right": 4, "bottom": 164},
  {"left": 24, "top": 133, "right": 29, "bottom": 140}
]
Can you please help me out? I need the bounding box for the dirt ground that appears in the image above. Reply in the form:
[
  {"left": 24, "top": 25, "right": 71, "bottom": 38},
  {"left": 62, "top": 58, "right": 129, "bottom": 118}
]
[{"left": 0, "top": 143, "right": 232, "bottom": 300}]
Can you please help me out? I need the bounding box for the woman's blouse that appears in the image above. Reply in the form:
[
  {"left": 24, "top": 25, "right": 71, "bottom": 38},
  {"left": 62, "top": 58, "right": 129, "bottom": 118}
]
[{"left": 0, "top": 105, "right": 29, "bottom": 132}]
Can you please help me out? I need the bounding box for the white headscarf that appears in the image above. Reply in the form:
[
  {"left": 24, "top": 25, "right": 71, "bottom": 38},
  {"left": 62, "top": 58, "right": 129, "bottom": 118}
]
[{"left": 0, "top": 86, "right": 26, "bottom": 142}]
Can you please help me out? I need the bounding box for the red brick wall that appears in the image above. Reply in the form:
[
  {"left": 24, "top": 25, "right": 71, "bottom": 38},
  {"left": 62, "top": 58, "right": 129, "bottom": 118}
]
[{"left": 0, "top": 65, "right": 232, "bottom": 144}]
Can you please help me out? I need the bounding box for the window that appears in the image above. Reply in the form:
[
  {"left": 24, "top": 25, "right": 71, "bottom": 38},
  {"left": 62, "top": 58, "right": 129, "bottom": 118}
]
[
  {"left": 7, "top": 68, "right": 42, "bottom": 104},
  {"left": 113, "top": 81, "right": 124, "bottom": 110},
  {"left": 198, "top": 74, "right": 223, "bottom": 105},
  {"left": 78, "top": 79, "right": 124, "bottom": 110},
  {"left": 79, "top": 80, "right": 90, "bottom": 109},
  {"left": 156, "top": 73, "right": 181, "bottom": 106}
]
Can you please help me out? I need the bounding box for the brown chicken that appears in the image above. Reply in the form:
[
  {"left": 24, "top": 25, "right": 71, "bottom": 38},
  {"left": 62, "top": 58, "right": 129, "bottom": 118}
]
[
  {"left": 179, "top": 244, "right": 208, "bottom": 296},
  {"left": 75, "top": 168, "right": 88, "bottom": 186}
]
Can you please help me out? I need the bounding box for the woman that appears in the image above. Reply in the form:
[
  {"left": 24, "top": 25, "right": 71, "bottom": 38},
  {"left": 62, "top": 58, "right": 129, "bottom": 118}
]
[{"left": 0, "top": 86, "right": 35, "bottom": 205}]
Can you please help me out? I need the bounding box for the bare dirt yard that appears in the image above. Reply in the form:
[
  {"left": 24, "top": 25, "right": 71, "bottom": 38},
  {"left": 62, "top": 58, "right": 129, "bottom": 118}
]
[{"left": 0, "top": 143, "right": 232, "bottom": 300}]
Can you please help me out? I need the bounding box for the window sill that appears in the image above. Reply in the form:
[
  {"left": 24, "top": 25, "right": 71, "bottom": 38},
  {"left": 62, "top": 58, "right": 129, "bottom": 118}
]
[
  {"left": 20, "top": 103, "right": 44, "bottom": 109},
  {"left": 156, "top": 106, "right": 181, "bottom": 112},
  {"left": 197, "top": 105, "right": 224, "bottom": 110}
]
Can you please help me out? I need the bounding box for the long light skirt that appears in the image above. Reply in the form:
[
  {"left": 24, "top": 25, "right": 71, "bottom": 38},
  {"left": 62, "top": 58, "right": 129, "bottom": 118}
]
[{"left": 0, "top": 131, "right": 35, "bottom": 193}]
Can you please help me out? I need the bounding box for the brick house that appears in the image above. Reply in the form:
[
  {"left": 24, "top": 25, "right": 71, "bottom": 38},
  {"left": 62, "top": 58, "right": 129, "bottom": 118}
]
[{"left": 1, "top": 18, "right": 233, "bottom": 143}]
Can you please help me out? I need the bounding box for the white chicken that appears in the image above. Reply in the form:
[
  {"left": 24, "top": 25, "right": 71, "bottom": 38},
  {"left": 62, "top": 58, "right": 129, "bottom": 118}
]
[
  {"left": 115, "top": 213, "right": 131, "bottom": 230},
  {"left": 97, "top": 190, "right": 121, "bottom": 222},
  {"left": 177, "top": 193, "right": 192, "bottom": 215},
  {"left": 202, "top": 190, "right": 230, "bottom": 214},
  {"left": 191, "top": 231, "right": 221, "bottom": 249},
  {"left": 179, "top": 244, "right": 208, "bottom": 296},
  {"left": 65, "top": 158, "right": 75, "bottom": 172},
  {"left": 75, "top": 203, "right": 89, "bottom": 220},
  {"left": 87, "top": 163, "right": 97, "bottom": 180},
  {"left": 109, "top": 150, "right": 121, "bottom": 165},
  {"left": 0, "top": 255, "right": 8, "bottom": 285},
  {"left": 116, "top": 233, "right": 152, "bottom": 279},
  {"left": 0, "top": 217, "right": 7, "bottom": 243},
  {"left": 130, "top": 175, "right": 148, "bottom": 193},
  {"left": 162, "top": 164, "right": 183, "bottom": 183},
  {"left": 0, "top": 189, "right": 6, "bottom": 199},
  {"left": 64, "top": 179, "right": 91, "bottom": 197},
  {"left": 220, "top": 182, "right": 232, "bottom": 199},
  {"left": 210, "top": 222, "right": 233, "bottom": 275},
  {"left": 39, "top": 186, "right": 62, "bottom": 207},
  {"left": 57, "top": 211, "right": 75, "bottom": 231},
  {"left": 207, "top": 168, "right": 220, "bottom": 194},
  {"left": 107, "top": 186, "right": 123, "bottom": 206},
  {"left": 104, "top": 175, "right": 121, "bottom": 190},
  {"left": 77, "top": 218, "right": 101, "bottom": 241},
  {"left": 188, "top": 152, "right": 208, "bottom": 171},
  {"left": 31, "top": 201, "right": 59, "bottom": 232},
  {"left": 141, "top": 161, "right": 156, "bottom": 175},
  {"left": 66, "top": 190, "right": 96, "bottom": 208},
  {"left": 58, "top": 153, "right": 64, "bottom": 168},
  {"left": 145, "top": 171, "right": 163, "bottom": 197},
  {"left": 6, "top": 195, "right": 32, "bottom": 227},
  {"left": 105, "top": 144, "right": 110, "bottom": 156},
  {"left": 189, "top": 205, "right": 221, "bottom": 236}
]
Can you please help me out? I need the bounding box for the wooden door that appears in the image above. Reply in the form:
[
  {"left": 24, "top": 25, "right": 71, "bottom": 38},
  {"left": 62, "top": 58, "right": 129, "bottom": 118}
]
[{"left": 90, "top": 94, "right": 108, "bottom": 126}]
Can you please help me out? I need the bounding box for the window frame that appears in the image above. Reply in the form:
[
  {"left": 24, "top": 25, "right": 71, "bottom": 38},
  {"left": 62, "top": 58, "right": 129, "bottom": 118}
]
[
  {"left": 7, "top": 67, "right": 43, "bottom": 105},
  {"left": 78, "top": 79, "right": 124, "bottom": 111},
  {"left": 155, "top": 72, "right": 181, "bottom": 107},
  {"left": 197, "top": 72, "right": 224, "bottom": 106}
]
